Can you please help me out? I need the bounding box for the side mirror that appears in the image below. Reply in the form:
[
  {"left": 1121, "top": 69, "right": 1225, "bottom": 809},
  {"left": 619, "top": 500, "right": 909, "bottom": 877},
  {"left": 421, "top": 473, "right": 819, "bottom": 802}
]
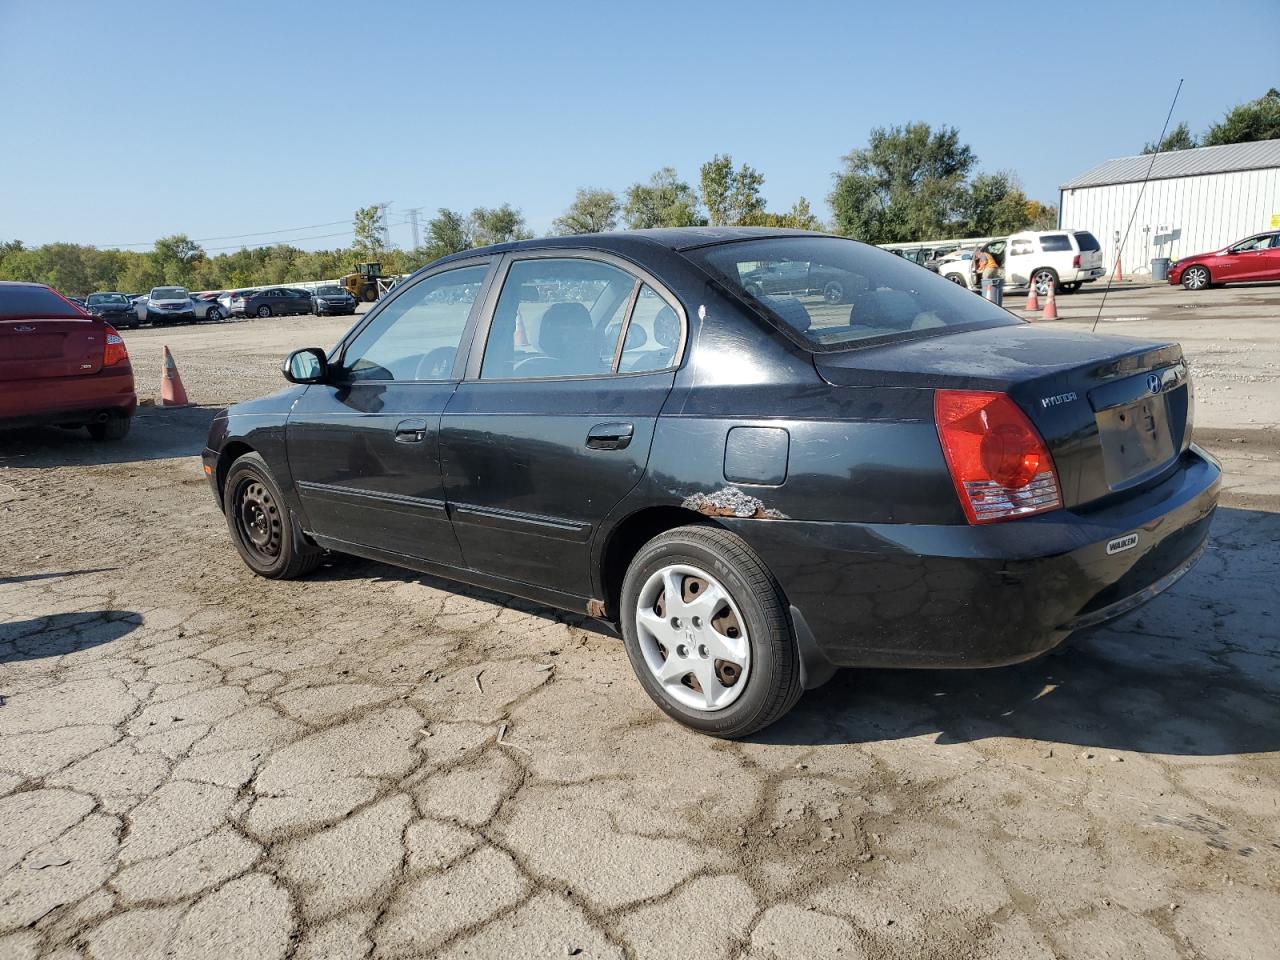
[{"left": 282, "top": 347, "right": 329, "bottom": 384}]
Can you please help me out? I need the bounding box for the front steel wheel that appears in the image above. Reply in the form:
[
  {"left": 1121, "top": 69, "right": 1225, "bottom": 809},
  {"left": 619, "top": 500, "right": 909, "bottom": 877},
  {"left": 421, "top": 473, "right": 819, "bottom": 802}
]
[
  {"left": 223, "top": 452, "right": 323, "bottom": 579},
  {"left": 635, "top": 563, "right": 752, "bottom": 711},
  {"left": 620, "top": 525, "right": 802, "bottom": 738}
]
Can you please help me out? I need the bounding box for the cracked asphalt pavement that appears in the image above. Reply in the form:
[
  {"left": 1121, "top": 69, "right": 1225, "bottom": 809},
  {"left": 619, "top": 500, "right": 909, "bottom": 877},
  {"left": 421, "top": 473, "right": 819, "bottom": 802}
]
[{"left": 2, "top": 287, "right": 1278, "bottom": 959}]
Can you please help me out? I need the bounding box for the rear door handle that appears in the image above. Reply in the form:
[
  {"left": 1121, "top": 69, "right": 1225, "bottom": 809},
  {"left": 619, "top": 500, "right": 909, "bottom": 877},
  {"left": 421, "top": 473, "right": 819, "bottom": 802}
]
[
  {"left": 586, "top": 421, "right": 634, "bottom": 451},
  {"left": 395, "top": 418, "right": 428, "bottom": 443}
]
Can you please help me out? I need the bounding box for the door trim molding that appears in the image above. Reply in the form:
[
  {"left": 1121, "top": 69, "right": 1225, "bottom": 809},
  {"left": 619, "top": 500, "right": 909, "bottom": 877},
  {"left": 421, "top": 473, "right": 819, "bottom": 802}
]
[
  {"left": 296, "top": 480, "right": 447, "bottom": 517},
  {"left": 448, "top": 501, "right": 592, "bottom": 542}
]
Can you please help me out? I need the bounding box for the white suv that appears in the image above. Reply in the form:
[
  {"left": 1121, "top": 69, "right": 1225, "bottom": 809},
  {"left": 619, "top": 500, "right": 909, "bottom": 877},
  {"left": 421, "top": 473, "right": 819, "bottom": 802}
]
[{"left": 978, "top": 230, "right": 1105, "bottom": 295}]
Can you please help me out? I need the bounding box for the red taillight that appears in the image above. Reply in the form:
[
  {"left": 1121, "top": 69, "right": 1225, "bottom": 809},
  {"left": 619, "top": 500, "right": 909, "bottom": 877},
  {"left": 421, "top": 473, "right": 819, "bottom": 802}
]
[
  {"left": 1072, "top": 254, "right": 1081, "bottom": 268},
  {"left": 103, "top": 325, "right": 129, "bottom": 366},
  {"left": 934, "top": 390, "right": 1061, "bottom": 524}
]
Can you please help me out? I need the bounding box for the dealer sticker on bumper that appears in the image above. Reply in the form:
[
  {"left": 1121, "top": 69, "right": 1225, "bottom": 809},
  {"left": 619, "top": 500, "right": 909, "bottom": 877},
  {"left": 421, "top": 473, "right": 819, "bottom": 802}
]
[{"left": 1106, "top": 533, "right": 1140, "bottom": 555}]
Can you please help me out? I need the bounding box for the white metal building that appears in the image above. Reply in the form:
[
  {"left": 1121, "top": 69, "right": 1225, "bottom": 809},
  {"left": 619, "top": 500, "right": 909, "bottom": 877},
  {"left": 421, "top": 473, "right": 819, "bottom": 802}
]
[{"left": 1059, "top": 138, "right": 1280, "bottom": 277}]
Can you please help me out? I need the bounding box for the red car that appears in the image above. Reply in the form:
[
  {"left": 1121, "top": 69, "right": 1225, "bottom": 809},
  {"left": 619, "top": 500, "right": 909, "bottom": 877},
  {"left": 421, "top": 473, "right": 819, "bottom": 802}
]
[
  {"left": 1169, "top": 230, "right": 1280, "bottom": 290},
  {"left": 0, "top": 281, "right": 138, "bottom": 440}
]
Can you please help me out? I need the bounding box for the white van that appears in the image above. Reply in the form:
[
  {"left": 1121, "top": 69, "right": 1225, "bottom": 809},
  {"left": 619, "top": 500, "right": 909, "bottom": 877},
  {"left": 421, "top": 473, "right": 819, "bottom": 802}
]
[{"left": 979, "top": 230, "right": 1105, "bottom": 295}]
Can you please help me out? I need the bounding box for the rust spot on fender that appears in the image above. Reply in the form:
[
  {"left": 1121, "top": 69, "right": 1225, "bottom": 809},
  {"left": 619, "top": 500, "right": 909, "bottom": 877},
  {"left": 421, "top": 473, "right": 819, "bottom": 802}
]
[{"left": 682, "top": 487, "right": 787, "bottom": 520}]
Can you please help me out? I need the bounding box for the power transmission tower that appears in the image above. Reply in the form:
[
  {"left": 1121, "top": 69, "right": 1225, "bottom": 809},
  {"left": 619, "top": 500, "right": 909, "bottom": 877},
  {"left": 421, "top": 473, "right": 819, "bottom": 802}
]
[
  {"left": 405, "top": 207, "right": 424, "bottom": 250},
  {"left": 376, "top": 202, "right": 393, "bottom": 250}
]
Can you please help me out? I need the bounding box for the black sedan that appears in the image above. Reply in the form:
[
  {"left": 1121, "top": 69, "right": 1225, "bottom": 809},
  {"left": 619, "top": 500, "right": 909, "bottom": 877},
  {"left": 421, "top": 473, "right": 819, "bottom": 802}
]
[
  {"left": 311, "top": 285, "right": 358, "bottom": 316},
  {"left": 84, "top": 291, "right": 140, "bottom": 328},
  {"left": 241, "top": 287, "right": 314, "bottom": 319},
  {"left": 202, "top": 228, "right": 1220, "bottom": 738}
]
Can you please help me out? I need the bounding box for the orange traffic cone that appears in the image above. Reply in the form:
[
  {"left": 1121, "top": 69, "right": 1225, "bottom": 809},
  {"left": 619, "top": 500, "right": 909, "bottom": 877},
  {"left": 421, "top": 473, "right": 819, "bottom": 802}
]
[
  {"left": 1024, "top": 283, "right": 1040, "bottom": 312},
  {"left": 1114, "top": 253, "right": 1124, "bottom": 282},
  {"left": 1041, "top": 284, "right": 1059, "bottom": 320},
  {"left": 159, "top": 345, "right": 192, "bottom": 407},
  {"left": 514, "top": 315, "right": 530, "bottom": 348}
]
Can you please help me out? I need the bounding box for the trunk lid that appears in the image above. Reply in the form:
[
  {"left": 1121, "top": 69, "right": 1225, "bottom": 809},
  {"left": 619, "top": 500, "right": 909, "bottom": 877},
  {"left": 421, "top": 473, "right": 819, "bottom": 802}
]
[
  {"left": 0, "top": 317, "right": 106, "bottom": 381},
  {"left": 814, "top": 324, "right": 1193, "bottom": 509}
]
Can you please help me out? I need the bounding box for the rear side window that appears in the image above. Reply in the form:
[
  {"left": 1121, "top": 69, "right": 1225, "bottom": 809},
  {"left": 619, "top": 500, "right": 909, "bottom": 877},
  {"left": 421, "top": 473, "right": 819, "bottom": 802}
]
[
  {"left": 1040, "top": 234, "right": 1073, "bottom": 252},
  {"left": 480, "top": 258, "right": 636, "bottom": 380},
  {"left": 0, "top": 285, "right": 84, "bottom": 320},
  {"left": 620, "top": 285, "right": 683, "bottom": 373},
  {"left": 1073, "top": 231, "right": 1101, "bottom": 251}
]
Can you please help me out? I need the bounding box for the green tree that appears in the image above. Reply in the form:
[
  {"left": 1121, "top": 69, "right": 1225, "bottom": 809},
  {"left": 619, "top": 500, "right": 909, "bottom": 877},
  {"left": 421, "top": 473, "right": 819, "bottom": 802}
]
[
  {"left": 623, "top": 167, "right": 704, "bottom": 228},
  {"left": 552, "top": 188, "right": 620, "bottom": 234},
  {"left": 700, "top": 155, "right": 766, "bottom": 226},
  {"left": 829, "top": 123, "right": 975, "bottom": 243},
  {"left": 1201, "top": 88, "right": 1280, "bottom": 146},
  {"left": 152, "top": 234, "right": 206, "bottom": 286},
  {"left": 958, "top": 173, "right": 1031, "bottom": 235},
  {"left": 423, "top": 208, "right": 472, "bottom": 261},
  {"left": 1142, "top": 121, "right": 1197, "bottom": 154},
  {"left": 470, "top": 204, "right": 532, "bottom": 247},
  {"left": 352, "top": 205, "right": 386, "bottom": 259},
  {"left": 741, "top": 197, "right": 824, "bottom": 231}
]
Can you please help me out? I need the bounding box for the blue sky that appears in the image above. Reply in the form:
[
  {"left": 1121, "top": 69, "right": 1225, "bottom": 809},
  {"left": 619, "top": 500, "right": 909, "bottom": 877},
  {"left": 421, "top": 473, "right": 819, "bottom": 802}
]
[{"left": 2, "top": 0, "right": 1277, "bottom": 251}]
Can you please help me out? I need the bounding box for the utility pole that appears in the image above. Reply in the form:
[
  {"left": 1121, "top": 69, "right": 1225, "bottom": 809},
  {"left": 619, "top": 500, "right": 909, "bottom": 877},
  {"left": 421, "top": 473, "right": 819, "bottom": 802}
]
[{"left": 405, "top": 207, "right": 424, "bottom": 250}]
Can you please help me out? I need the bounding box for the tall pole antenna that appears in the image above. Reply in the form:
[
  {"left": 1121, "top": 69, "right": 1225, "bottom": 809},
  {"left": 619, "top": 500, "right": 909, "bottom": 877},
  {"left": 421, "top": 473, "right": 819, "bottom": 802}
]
[{"left": 1091, "top": 79, "right": 1183, "bottom": 333}]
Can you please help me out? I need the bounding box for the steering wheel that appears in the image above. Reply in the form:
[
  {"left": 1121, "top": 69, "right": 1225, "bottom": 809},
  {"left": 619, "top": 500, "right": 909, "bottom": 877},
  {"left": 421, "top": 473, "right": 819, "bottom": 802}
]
[{"left": 413, "top": 347, "right": 457, "bottom": 380}]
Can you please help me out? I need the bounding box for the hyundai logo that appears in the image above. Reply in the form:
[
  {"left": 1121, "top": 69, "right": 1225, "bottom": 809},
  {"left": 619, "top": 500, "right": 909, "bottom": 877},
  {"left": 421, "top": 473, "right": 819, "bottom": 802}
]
[{"left": 1147, "top": 373, "right": 1162, "bottom": 395}]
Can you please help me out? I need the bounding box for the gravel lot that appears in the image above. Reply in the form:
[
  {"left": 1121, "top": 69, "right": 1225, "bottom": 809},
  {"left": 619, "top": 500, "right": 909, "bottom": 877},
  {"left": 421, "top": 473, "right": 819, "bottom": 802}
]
[{"left": 1, "top": 284, "right": 1277, "bottom": 959}]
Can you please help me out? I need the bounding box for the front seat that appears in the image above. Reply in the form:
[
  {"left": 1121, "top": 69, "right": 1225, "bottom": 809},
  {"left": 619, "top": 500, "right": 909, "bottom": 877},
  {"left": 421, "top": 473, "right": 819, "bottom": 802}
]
[{"left": 515, "top": 301, "right": 596, "bottom": 377}]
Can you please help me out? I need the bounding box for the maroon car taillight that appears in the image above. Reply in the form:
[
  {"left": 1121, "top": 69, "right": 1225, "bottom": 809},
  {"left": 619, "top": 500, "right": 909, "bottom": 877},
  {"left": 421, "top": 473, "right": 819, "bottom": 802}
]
[
  {"left": 934, "top": 390, "right": 1062, "bottom": 524},
  {"left": 103, "top": 325, "right": 129, "bottom": 366},
  {"left": 1072, "top": 254, "right": 1081, "bottom": 268}
]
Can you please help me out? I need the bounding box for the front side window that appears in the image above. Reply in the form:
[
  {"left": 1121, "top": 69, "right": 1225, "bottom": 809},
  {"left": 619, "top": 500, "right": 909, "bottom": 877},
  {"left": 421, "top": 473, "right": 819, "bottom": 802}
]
[
  {"left": 480, "top": 258, "right": 636, "bottom": 380},
  {"left": 1230, "top": 235, "right": 1271, "bottom": 253},
  {"left": 341, "top": 264, "right": 489, "bottom": 382},
  {"left": 688, "top": 236, "right": 1019, "bottom": 351}
]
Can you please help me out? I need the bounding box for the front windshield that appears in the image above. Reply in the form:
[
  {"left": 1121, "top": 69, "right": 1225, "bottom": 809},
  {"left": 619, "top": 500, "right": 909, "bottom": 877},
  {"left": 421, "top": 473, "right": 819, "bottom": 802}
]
[
  {"left": 87, "top": 293, "right": 128, "bottom": 305},
  {"left": 151, "top": 287, "right": 188, "bottom": 300},
  {"left": 317, "top": 286, "right": 343, "bottom": 296},
  {"left": 688, "top": 236, "right": 1019, "bottom": 350}
]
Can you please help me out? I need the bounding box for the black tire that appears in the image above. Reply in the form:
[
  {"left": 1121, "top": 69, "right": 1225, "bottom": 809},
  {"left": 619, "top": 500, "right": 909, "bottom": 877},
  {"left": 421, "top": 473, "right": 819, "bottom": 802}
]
[
  {"left": 207, "top": 307, "right": 223, "bottom": 323},
  {"left": 1032, "top": 268, "right": 1059, "bottom": 297},
  {"left": 1061, "top": 282, "right": 1082, "bottom": 294},
  {"left": 1183, "top": 265, "right": 1211, "bottom": 291},
  {"left": 619, "top": 525, "right": 802, "bottom": 738},
  {"left": 256, "top": 305, "right": 272, "bottom": 318},
  {"left": 944, "top": 272, "right": 967, "bottom": 286},
  {"left": 87, "top": 415, "right": 130, "bottom": 441},
  {"left": 223, "top": 452, "right": 323, "bottom": 579},
  {"left": 822, "top": 280, "right": 846, "bottom": 304},
  {"left": 363, "top": 287, "right": 377, "bottom": 302}
]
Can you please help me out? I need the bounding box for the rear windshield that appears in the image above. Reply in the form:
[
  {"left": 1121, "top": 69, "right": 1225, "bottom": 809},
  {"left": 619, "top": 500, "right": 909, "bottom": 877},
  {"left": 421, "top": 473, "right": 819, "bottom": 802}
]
[
  {"left": 151, "top": 287, "right": 188, "bottom": 299},
  {"left": 688, "top": 236, "right": 1019, "bottom": 351},
  {"left": 0, "top": 285, "right": 85, "bottom": 320},
  {"left": 1073, "top": 231, "right": 1101, "bottom": 251},
  {"left": 1039, "top": 234, "right": 1073, "bottom": 252},
  {"left": 87, "top": 293, "right": 129, "bottom": 305}
]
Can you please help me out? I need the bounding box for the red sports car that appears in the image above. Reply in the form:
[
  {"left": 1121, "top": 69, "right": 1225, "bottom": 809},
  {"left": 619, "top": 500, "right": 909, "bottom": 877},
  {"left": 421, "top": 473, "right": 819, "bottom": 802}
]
[
  {"left": 0, "top": 281, "right": 138, "bottom": 440},
  {"left": 1169, "top": 230, "right": 1280, "bottom": 290}
]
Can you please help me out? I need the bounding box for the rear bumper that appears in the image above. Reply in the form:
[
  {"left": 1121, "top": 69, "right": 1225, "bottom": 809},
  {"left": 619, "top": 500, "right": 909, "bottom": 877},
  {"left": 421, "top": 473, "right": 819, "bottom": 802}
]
[
  {"left": 724, "top": 445, "right": 1220, "bottom": 671},
  {"left": 0, "top": 366, "right": 137, "bottom": 428}
]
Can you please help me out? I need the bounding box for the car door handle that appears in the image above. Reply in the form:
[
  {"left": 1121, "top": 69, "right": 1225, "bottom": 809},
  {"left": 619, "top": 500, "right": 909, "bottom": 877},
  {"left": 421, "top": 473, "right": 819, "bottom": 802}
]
[
  {"left": 394, "top": 418, "right": 428, "bottom": 443},
  {"left": 586, "top": 422, "right": 634, "bottom": 451}
]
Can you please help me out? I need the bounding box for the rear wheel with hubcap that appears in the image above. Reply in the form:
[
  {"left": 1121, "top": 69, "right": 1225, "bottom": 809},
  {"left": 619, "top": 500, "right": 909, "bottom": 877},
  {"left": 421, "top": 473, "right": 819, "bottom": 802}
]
[
  {"left": 1032, "top": 268, "right": 1059, "bottom": 297},
  {"left": 207, "top": 307, "right": 223, "bottom": 322},
  {"left": 620, "top": 525, "right": 802, "bottom": 738},
  {"left": 256, "top": 305, "right": 272, "bottom": 318},
  {"left": 223, "top": 452, "right": 323, "bottom": 579},
  {"left": 1183, "top": 265, "right": 1210, "bottom": 291}
]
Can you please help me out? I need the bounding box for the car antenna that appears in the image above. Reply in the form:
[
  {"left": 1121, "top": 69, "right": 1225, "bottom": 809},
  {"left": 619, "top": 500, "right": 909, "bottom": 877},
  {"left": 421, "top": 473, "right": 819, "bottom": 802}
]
[{"left": 1091, "top": 78, "right": 1184, "bottom": 334}]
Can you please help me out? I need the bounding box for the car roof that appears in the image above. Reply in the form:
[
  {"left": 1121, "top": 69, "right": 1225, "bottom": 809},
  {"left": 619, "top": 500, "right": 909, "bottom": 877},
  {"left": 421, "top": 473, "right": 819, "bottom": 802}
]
[
  {"left": 0, "top": 280, "right": 50, "bottom": 290},
  {"left": 433, "top": 227, "right": 843, "bottom": 267}
]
